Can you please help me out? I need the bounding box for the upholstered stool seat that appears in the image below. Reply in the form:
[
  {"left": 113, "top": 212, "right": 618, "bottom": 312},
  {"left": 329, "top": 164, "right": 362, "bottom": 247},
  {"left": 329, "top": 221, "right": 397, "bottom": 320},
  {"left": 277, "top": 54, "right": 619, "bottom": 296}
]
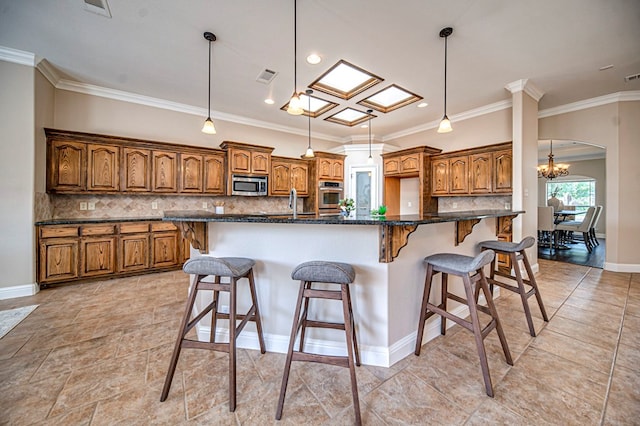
[
  {"left": 161, "top": 256, "right": 266, "bottom": 412},
  {"left": 415, "top": 250, "right": 513, "bottom": 397},
  {"left": 276, "top": 261, "right": 361, "bottom": 425},
  {"left": 478, "top": 236, "right": 549, "bottom": 337}
]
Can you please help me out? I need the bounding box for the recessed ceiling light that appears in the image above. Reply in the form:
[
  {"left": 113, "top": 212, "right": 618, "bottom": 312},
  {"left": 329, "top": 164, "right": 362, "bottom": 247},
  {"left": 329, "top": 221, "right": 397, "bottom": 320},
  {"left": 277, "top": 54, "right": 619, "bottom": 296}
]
[
  {"left": 306, "top": 54, "right": 321, "bottom": 65},
  {"left": 264, "top": 98, "right": 275, "bottom": 105},
  {"left": 417, "top": 102, "right": 428, "bottom": 108}
]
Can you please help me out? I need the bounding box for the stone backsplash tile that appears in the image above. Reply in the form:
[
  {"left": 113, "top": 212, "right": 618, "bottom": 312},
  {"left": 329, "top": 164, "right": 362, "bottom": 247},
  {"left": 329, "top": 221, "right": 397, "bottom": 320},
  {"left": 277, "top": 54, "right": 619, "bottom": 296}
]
[{"left": 438, "top": 195, "right": 512, "bottom": 213}]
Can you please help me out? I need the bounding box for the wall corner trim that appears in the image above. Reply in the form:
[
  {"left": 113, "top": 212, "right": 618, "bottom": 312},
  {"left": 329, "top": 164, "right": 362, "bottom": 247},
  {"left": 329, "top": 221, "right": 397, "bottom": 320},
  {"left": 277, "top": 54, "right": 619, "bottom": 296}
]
[{"left": 0, "top": 283, "right": 39, "bottom": 300}]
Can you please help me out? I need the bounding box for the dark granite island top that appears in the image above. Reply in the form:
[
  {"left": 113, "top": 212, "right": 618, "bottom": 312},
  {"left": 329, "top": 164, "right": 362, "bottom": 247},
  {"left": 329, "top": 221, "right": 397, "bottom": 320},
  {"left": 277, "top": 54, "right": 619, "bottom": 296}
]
[{"left": 163, "top": 209, "right": 524, "bottom": 263}]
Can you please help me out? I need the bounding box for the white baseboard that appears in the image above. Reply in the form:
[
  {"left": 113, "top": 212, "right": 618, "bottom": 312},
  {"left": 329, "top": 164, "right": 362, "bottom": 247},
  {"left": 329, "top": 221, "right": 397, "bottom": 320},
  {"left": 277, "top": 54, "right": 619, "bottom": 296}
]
[
  {"left": 603, "top": 262, "right": 640, "bottom": 273},
  {"left": 0, "top": 283, "right": 39, "bottom": 300}
]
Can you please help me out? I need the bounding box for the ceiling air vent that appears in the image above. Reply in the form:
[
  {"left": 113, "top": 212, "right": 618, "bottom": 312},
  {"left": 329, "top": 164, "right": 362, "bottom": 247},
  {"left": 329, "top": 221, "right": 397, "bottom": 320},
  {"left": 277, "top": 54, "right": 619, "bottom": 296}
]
[
  {"left": 624, "top": 73, "right": 640, "bottom": 82},
  {"left": 256, "top": 69, "right": 278, "bottom": 84},
  {"left": 83, "top": 0, "right": 112, "bottom": 18}
]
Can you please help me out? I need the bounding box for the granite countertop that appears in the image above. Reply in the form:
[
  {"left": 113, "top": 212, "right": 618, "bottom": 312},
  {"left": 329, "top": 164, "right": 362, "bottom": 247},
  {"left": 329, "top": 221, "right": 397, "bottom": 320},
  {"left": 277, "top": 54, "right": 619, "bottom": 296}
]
[
  {"left": 162, "top": 209, "right": 525, "bottom": 226},
  {"left": 35, "top": 217, "right": 165, "bottom": 226}
]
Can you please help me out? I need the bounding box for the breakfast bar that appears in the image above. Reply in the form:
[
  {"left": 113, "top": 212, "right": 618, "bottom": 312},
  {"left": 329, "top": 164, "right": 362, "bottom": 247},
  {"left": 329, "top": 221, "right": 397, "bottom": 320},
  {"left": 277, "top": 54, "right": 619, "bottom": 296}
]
[{"left": 164, "top": 209, "right": 523, "bottom": 367}]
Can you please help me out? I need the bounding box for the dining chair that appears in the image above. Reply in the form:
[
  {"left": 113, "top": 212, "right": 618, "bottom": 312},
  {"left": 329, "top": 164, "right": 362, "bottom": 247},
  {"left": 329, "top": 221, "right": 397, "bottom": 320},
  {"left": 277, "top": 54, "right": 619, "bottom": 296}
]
[
  {"left": 556, "top": 206, "right": 597, "bottom": 252},
  {"left": 588, "top": 205, "right": 603, "bottom": 247},
  {"left": 537, "top": 206, "right": 556, "bottom": 251}
]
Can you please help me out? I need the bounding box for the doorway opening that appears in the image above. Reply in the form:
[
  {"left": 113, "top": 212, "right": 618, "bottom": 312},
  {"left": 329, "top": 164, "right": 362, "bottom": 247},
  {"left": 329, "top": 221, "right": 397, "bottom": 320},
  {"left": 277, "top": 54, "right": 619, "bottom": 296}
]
[{"left": 349, "top": 165, "right": 378, "bottom": 217}]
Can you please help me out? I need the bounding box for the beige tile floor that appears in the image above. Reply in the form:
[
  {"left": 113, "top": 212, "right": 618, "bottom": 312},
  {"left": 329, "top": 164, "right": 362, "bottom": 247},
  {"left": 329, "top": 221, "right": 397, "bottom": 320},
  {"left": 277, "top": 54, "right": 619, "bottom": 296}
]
[{"left": 0, "top": 259, "right": 639, "bottom": 425}]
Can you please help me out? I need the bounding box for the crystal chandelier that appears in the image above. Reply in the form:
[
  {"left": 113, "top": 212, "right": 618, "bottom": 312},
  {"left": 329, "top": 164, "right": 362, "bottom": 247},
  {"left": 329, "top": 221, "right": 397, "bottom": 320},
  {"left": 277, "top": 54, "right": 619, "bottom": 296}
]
[{"left": 538, "top": 140, "right": 569, "bottom": 179}]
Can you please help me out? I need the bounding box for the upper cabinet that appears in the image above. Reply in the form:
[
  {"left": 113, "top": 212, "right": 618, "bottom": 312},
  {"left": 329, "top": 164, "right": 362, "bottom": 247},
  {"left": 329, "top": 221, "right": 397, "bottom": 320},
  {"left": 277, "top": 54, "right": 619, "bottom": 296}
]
[
  {"left": 318, "top": 157, "right": 344, "bottom": 181},
  {"left": 87, "top": 144, "right": 120, "bottom": 192},
  {"left": 270, "top": 157, "right": 309, "bottom": 196},
  {"left": 203, "top": 153, "right": 225, "bottom": 195},
  {"left": 152, "top": 151, "right": 178, "bottom": 192},
  {"left": 48, "top": 140, "right": 86, "bottom": 192},
  {"left": 220, "top": 141, "right": 273, "bottom": 176},
  {"left": 429, "top": 142, "right": 512, "bottom": 197},
  {"left": 123, "top": 148, "right": 151, "bottom": 192},
  {"left": 384, "top": 152, "right": 422, "bottom": 177}
]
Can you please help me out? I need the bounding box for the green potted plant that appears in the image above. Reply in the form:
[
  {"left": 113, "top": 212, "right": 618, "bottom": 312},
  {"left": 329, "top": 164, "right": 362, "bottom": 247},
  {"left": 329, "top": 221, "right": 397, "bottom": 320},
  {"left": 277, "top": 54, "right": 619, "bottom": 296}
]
[
  {"left": 338, "top": 198, "right": 355, "bottom": 217},
  {"left": 371, "top": 205, "right": 387, "bottom": 217}
]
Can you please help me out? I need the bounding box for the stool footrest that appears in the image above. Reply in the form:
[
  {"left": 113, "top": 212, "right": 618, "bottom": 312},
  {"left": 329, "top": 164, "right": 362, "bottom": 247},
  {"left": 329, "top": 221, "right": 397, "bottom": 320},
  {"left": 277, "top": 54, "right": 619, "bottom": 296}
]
[
  {"left": 493, "top": 270, "right": 532, "bottom": 286},
  {"left": 487, "top": 277, "right": 534, "bottom": 295},
  {"left": 303, "top": 288, "right": 342, "bottom": 300},
  {"left": 182, "top": 339, "right": 230, "bottom": 353},
  {"left": 427, "top": 303, "right": 473, "bottom": 332},
  {"left": 291, "top": 351, "right": 350, "bottom": 368},
  {"left": 302, "top": 319, "right": 346, "bottom": 331}
]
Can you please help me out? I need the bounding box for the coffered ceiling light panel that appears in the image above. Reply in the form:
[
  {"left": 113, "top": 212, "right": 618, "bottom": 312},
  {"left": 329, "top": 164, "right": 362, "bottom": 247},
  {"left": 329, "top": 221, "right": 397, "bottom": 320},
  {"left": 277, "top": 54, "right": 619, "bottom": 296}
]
[
  {"left": 310, "top": 60, "right": 383, "bottom": 100},
  {"left": 324, "top": 107, "right": 374, "bottom": 127},
  {"left": 358, "top": 84, "right": 423, "bottom": 113},
  {"left": 281, "top": 93, "right": 337, "bottom": 118}
]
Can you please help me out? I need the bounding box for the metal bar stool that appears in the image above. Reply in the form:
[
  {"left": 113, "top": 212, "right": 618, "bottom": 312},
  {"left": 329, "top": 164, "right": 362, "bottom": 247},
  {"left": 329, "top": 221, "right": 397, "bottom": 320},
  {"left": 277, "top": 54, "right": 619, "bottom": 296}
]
[
  {"left": 276, "top": 261, "right": 361, "bottom": 425},
  {"left": 478, "top": 236, "right": 549, "bottom": 336},
  {"left": 415, "top": 250, "right": 513, "bottom": 397},
  {"left": 160, "top": 256, "right": 266, "bottom": 412}
]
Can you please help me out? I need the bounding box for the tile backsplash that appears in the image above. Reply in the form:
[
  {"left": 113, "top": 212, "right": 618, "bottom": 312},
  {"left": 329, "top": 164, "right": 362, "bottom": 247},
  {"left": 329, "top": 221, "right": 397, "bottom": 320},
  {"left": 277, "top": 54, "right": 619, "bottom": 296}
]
[{"left": 437, "top": 195, "right": 513, "bottom": 213}]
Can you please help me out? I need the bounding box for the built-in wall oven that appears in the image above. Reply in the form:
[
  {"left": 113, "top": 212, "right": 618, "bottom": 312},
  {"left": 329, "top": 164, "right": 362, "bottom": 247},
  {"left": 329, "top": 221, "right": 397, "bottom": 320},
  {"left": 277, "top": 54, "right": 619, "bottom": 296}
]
[{"left": 318, "top": 181, "right": 343, "bottom": 210}]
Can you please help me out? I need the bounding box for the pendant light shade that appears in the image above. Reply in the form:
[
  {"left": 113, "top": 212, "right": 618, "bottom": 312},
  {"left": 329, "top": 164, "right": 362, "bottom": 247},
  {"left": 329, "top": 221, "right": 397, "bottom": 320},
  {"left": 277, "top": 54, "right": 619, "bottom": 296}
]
[
  {"left": 287, "top": 0, "right": 304, "bottom": 115},
  {"left": 538, "top": 140, "right": 570, "bottom": 180},
  {"left": 304, "top": 89, "right": 314, "bottom": 157},
  {"left": 437, "top": 27, "right": 453, "bottom": 134},
  {"left": 366, "top": 109, "right": 374, "bottom": 164},
  {"left": 202, "top": 31, "right": 217, "bottom": 134}
]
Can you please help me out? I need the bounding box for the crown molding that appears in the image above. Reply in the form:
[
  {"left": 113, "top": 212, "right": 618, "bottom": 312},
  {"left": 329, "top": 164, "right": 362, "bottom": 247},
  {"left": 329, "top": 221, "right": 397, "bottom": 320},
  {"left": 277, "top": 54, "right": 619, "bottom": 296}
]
[
  {"left": 35, "top": 59, "right": 61, "bottom": 87},
  {"left": 0, "top": 46, "right": 36, "bottom": 66},
  {"left": 538, "top": 90, "right": 640, "bottom": 118},
  {"left": 505, "top": 78, "right": 545, "bottom": 101}
]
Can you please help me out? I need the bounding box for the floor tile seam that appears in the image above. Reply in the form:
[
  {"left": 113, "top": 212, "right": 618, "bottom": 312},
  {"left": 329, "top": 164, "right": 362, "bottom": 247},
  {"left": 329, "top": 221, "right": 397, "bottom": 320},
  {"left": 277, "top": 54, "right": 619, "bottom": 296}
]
[
  {"left": 462, "top": 397, "right": 527, "bottom": 425},
  {"left": 286, "top": 378, "right": 334, "bottom": 421},
  {"left": 42, "top": 366, "right": 77, "bottom": 422}
]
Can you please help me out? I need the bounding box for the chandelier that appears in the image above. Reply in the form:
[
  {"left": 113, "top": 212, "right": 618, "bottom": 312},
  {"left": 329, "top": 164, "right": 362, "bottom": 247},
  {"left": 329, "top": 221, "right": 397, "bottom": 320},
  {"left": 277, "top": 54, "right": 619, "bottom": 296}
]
[{"left": 538, "top": 140, "right": 569, "bottom": 179}]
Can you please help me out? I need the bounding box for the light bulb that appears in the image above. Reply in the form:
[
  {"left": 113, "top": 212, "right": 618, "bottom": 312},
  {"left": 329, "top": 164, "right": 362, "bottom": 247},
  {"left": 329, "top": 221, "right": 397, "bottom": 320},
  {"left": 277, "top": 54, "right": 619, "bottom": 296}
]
[
  {"left": 287, "top": 93, "right": 304, "bottom": 115},
  {"left": 437, "top": 115, "right": 452, "bottom": 133},
  {"left": 305, "top": 147, "right": 314, "bottom": 158},
  {"left": 201, "top": 117, "right": 216, "bottom": 134}
]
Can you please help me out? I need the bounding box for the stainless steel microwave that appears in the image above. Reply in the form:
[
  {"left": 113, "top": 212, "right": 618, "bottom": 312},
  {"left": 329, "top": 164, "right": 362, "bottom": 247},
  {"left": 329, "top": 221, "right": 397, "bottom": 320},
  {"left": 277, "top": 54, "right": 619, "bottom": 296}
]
[{"left": 231, "top": 174, "right": 268, "bottom": 196}]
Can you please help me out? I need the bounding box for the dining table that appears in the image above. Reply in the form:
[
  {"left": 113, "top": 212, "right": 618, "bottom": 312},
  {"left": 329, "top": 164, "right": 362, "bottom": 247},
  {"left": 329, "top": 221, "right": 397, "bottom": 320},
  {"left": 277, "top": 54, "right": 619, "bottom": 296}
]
[{"left": 553, "top": 209, "right": 587, "bottom": 225}]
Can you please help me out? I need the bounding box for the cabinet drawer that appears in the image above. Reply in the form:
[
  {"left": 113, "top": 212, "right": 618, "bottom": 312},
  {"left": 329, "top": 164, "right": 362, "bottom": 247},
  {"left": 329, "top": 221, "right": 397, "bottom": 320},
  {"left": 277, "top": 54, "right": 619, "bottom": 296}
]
[
  {"left": 120, "top": 222, "right": 150, "bottom": 234},
  {"left": 151, "top": 222, "right": 177, "bottom": 232},
  {"left": 82, "top": 224, "right": 116, "bottom": 236},
  {"left": 40, "top": 226, "right": 79, "bottom": 239}
]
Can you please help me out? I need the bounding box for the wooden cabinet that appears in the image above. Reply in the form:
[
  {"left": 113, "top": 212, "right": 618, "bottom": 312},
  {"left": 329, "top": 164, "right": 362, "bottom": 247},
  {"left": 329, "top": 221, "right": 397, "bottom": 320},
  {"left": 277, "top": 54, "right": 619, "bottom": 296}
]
[
  {"left": 449, "top": 156, "right": 469, "bottom": 194},
  {"left": 203, "top": 154, "right": 225, "bottom": 194},
  {"left": 48, "top": 141, "right": 86, "bottom": 192},
  {"left": 221, "top": 141, "right": 273, "bottom": 176},
  {"left": 87, "top": 144, "right": 120, "bottom": 191},
  {"left": 228, "top": 148, "right": 251, "bottom": 174},
  {"left": 179, "top": 154, "right": 203, "bottom": 193},
  {"left": 123, "top": 148, "right": 151, "bottom": 192},
  {"left": 431, "top": 158, "right": 449, "bottom": 195},
  {"left": 152, "top": 151, "right": 178, "bottom": 192},
  {"left": 470, "top": 153, "right": 492, "bottom": 194},
  {"left": 493, "top": 149, "right": 513, "bottom": 193},
  {"left": 36, "top": 220, "right": 186, "bottom": 286},
  {"left": 318, "top": 158, "right": 344, "bottom": 180},
  {"left": 251, "top": 151, "right": 270, "bottom": 174},
  {"left": 384, "top": 153, "right": 421, "bottom": 177},
  {"left": 270, "top": 157, "right": 309, "bottom": 196}
]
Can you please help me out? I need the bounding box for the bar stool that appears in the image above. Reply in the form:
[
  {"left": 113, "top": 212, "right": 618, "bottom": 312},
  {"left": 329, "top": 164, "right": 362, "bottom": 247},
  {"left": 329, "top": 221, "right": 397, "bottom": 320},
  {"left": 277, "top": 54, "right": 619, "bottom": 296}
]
[
  {"left": 478, "top": 237, "right": 549, "bottom": 337},
  {"left": 415, "top": 250, "right": 513, "bottom": 397},
  {"left": 160, "top": 256, "right": 266, "bottom": 412},
  {"left": 276, "top": 261, "right": 361, "bottom": 425}
]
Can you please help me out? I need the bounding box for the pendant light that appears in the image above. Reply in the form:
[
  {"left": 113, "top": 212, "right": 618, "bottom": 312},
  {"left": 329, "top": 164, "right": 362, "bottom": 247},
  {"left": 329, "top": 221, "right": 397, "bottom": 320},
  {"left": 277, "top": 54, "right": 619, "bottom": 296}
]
[
  {"left": 304, "top": 89, "right": 314, "bottom": 157},
  {"left": 201, "top": 31, "right": 217, "bottom": 134},
  {"left": 287, "top": 0, "right": 304, "bottom": 115},
  {"left": 538, "top": 140, "right": 570, "bottom": 180},
  {"left": 437, "top": 27, "right": 453, "bottom": 133},
  {"left": 366, "top": 109, "right": 374, "bottom": 164}
]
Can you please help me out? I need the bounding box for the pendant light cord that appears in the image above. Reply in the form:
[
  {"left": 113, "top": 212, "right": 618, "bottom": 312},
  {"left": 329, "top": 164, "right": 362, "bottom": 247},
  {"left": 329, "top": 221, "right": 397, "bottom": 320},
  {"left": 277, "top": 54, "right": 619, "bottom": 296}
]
[
  {"left": 368, "top": 114, "right": 372, "bottom": 156},
  {"left": 308, "top": 95, "right": 311, "bottom": 149},
  {"left": 443, "top": 34, "right": 447, "bottom": 116},
  {"left": 293, "top": 0, "right": 297, "bottom": 95},
  {"left": 207, "top": 38, "right": 211, "bottom": 117}
]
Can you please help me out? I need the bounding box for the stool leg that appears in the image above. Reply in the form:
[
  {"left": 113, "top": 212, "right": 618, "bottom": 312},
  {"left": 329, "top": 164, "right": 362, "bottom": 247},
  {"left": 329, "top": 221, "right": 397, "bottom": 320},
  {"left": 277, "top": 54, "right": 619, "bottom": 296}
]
[
  {"left": 228, "top": 277, "right": 238, "bottom": 412},
  {"left": 415, "top": 263, "right": 435, "bottom": 355},
  {"left": 341, "top": 283, "right": 362, "bottom": 425},
  {"left": 520, "top": 251, "right": 549, "bottom": 323},
  {"left": 344, "top": 283, "right": 361, "bottom": 366},
  {"left": 463, "top": 274, "right": 494, "bottom": 397},
  {"left": 161, "top": 274, "right": 201, "bottom": 402},
  {"left": 298, "top": 281, "right": 312, "bottom": 352},
  {"left": 247, "top": 269, "right": 266, "bottom": 353},
  {"left": 441, "top": 272, "right": 448, "bottom": 335},
  {"left": 211, "top": 275, "right": 220, "bottom": 343},
  {"left": 276, "top": 280, "right": 307, "bottom": 420},
  {"left": 479, "top": 269, "right": 513, "bottom": 366},
  {"left": 512, "top": 253, "right": 537, "bottom": 337}
]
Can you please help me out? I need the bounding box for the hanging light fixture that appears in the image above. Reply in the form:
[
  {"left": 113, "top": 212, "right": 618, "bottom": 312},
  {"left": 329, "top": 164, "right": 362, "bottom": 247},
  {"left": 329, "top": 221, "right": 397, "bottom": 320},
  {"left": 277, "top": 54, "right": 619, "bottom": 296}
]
[
  {"left": 538, "top": 140, "right": 570, "bottom": 180},
  {"left": 287, "top": 0, "right": 304, "bottom": 115},
  {"left": 304, "top": 89, "right": 314, "bottom": 157},
  {"left": 201, "top": 31, "right": 217, "bottom": 134},
  {"left": 437, "top": 27, "right": 453, "bottom": 133},
  {"left": 366, "top": 109, "right": 374, "bottom": 164}
]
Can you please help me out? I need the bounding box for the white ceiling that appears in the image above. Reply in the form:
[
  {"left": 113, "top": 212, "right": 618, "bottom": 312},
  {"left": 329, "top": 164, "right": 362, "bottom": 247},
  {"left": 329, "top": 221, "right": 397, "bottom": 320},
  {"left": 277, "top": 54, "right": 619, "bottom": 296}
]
[{"left": 1, "top": 0, "right": 639, "bottom": 143}]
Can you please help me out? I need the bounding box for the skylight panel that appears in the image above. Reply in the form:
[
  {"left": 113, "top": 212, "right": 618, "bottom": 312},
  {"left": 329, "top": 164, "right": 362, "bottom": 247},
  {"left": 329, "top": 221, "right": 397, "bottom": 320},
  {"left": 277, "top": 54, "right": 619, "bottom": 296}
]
[
  {"left": 324, "top": 108, "right": 372, "bottom": 127},
  {"left": 280, "top": 93, "right": 337, "bottom": 118},
  {"left": 310, "top": 60, "right": 383, "bottom": 100},
  {"left": 358, "top": 84, "right": 423, "bottom": 113}
]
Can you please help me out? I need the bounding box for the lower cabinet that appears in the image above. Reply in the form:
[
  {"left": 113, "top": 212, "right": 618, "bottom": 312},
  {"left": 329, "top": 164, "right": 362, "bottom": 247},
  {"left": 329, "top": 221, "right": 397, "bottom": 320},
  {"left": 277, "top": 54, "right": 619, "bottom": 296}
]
[{"left": 36, "top": 220, "right": 188, "bottom": 286}]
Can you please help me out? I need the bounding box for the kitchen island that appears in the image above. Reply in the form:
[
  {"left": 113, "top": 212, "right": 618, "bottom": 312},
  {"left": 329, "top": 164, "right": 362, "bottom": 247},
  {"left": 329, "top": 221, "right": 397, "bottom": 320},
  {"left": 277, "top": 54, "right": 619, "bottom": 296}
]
[{"left": 164, "top": 209, "right": 523, "bottom": 367}]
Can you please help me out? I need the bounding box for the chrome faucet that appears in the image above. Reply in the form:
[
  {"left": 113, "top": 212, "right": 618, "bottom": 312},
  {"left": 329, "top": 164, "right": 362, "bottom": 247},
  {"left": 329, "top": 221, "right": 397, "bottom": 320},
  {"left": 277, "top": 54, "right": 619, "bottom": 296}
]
[{"left": 289, "top": 188, "right": 297, "bottom": 219}]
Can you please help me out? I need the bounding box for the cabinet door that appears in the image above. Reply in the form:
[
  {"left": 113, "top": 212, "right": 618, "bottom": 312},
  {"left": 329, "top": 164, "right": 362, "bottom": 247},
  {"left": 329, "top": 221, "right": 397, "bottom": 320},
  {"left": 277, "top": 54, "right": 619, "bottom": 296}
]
[
  {"left": 120, "top": 234, "right": 149, "bottom": 272},
  {"left": 38, "top": 238, "right": 79, "bottom": 283},
  {"left": 80, "top": 236, "right": 116, "bottom": 277},
  {"left": 229, "top": 149, "right": 251, "bottom": 174},
  {"left": 87, "top": 144, "right": 119, "bottom": 191},
  {"left": 251, "top": 151, "right": 270, "bottom": 174},
  {"left": 151, "top": 232, "right": 179, "bottom": 268},
  {"left": 123, "top": 148, "right": 151, "bottom": 192},
  {"left": 449, "top": 156, "right": 469, "bottom": 194},
  {"left": 318, "top": 159, "right": 332, "bottom": 180},
  {"left": 48, "top": 141, "right": 86, "bottom": 192},
  {"left": 470, "top": 153, "right": 492, "bottom": 194},
  {"left": 384, "top": 158, "right": 400, "bottom": 175},
  {"left": 179, "top": 154, "right": 203, "bottom": 193},
  {"left": 291, "top": 162, "right": 309, "bottom": 196},
  {"left": 331, "top": 159, "right": 344, "bottom": 180},
  {"left": 203, "top": 154, "right": 225, "bottom": 194},
  {"left": 493, "top": 150, "right": 513, "bottom": 193},
  {"left": 400, "top": 154, "right": 420, "bottom": 174},
  {"left": 431, "top": 159, "right": 449, "bottom": 195},
  {"left": 152, "top": 151, "right": 178, "bottom": 192},
  {"left": 270, "top": 161, "right": 291, "bottom": 196}
]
